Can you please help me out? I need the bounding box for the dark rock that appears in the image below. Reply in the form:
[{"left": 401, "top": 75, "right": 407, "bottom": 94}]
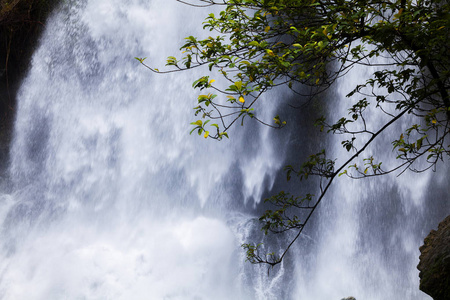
[
  {"left": 417, "top": 215, "right": 450, "bottom": 300},
  {"left": 0, "top": 0, "right": 61, "bottom": 175}
]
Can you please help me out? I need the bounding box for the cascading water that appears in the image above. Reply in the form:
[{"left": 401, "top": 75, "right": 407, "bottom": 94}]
[
  {"left": 289, "top": 61, "right": 450, "bottom": 299},
  {"left": 0, "top": 0, "right": 448, "bottom": 299},
  {"left": 0, "top": 1, "right": 284, "bottom": 298}
]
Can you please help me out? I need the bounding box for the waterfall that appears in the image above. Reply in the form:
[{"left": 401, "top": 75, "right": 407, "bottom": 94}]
[
  {"left": 289, "top": 61, "right": 450, "bottom": 299},
  {"left": 0, "top": 0, "right": 448, "bottom": 299}
]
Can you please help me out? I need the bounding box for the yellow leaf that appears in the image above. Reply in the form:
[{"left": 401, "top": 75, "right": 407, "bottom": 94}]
[
  {"left": 315, "top": 78, "right": 320, "bottom": 85},
  {"left": 209, "top": 79, "right": 215, "bottom": 85},
  {"left": 432, "top": 119, "right": 437, "bottom": 124},
  {"left": 273, "top": 115, "right": 280, "bottom": 125},
  {"left": 265, "top": 26, "right": 270, "bottom": 33},
  {"left": 267, "top": 49, "right": 274, "bottom": 56},
  {"left": 227, "top": 95, "right": 236, "bottom": 99},
  {"left": 235, "top": 81, "right": 242, "bottom": 90},
  {"left": 239, "top": 96, "right": 245, "bottom": 103},
  {"left": 204, "top": 131, "right": 209, "bottom": 138}
]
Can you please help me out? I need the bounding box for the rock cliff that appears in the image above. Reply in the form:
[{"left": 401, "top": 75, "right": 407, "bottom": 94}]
[{"left": 417, "top": 215, "right": 450, "bottom": 300}]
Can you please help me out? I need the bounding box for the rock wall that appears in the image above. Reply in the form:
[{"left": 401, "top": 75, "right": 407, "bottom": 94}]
[
  {"left": 0, "top": 0, "right": 60, "bottom": 174},
  {"left": 417, "top": 215, "right": 450, "bottom": 300}
]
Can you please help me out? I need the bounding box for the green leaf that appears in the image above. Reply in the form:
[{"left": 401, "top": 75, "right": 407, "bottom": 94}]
[{"left": 191, "top": 120, "right": 202, "bottom": 126}]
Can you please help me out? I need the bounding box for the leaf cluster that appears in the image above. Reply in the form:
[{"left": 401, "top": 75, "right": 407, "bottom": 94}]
[{"left": 140, "top": 0, "right": 450, "bottom": 268}]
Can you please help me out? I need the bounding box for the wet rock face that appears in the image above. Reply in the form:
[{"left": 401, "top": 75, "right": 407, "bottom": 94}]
[
  {"left": 0, "top": 0, "right": 61, "bottom": 175},
  {"left": 417, "top": 215, "right": 450, "bottom": 300}
]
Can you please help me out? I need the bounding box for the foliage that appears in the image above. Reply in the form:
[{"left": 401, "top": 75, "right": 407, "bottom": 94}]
[{"left": 137, "top": 0, "right": 450, "bottom": 267}]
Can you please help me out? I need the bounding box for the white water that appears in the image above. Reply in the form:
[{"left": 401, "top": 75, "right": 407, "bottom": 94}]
[
  {"left": 0, "top": 0, "right": 448, "bottom": 299},
  {"left": 290, "top": 58, "right": 449, "bottom": 299}
]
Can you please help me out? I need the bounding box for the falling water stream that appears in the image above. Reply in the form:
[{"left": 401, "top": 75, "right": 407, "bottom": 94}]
[{"left": 0, "top": 0, "right": 448, "bottom": 299}]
